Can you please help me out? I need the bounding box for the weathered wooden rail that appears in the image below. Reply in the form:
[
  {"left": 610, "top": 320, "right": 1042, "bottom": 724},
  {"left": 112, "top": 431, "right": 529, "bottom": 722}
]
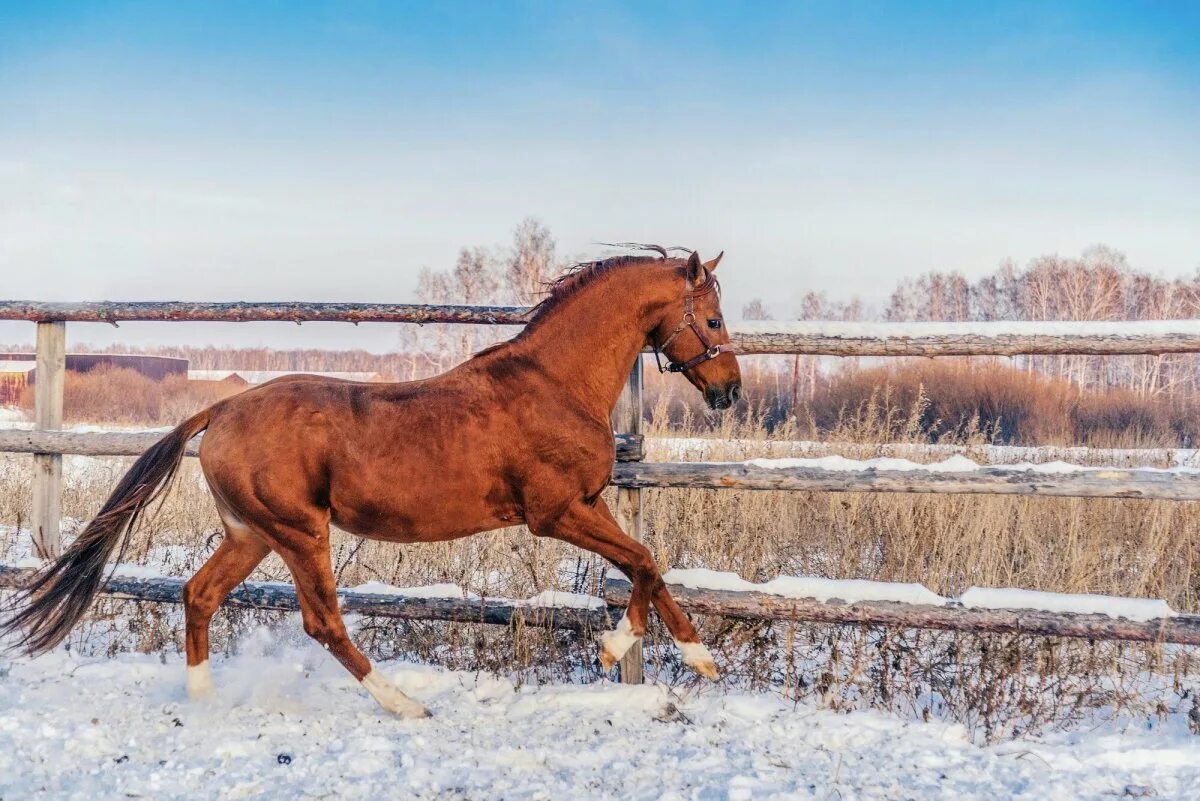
[
  {"left": 5, "top": 301, "right": 1200, "bottom": 679},
  {"left": 604, "top": 579, "right": 1200, "bottom": 646},
  {"left": 0, "top": 567, "right": 611, "bottom": 630},
  {"left": 8, "top": 429, "right": 1200, "bottom": 501},
  {"left": 611, "top": 461, "right": 1200, "bottom": 501},
  {"left": 0, "top": 429, "right": 646, "bottom": 462},
  {"left": 7, "top": 302, "right": 1200, "bottom": 355},
  {"left": 2, "top": 565, "right": 1193, "bottom": 647}
]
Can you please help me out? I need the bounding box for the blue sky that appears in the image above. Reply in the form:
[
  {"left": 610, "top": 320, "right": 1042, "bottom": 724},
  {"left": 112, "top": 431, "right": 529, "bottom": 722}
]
[{"left": 1, "top": 1, "right": 1198, "bottom": 349}]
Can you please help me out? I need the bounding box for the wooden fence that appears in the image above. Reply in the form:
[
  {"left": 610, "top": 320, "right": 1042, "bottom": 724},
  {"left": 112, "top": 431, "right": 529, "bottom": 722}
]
[{"left": 4, "top": 301, "right": 1200, "bottom": 678}]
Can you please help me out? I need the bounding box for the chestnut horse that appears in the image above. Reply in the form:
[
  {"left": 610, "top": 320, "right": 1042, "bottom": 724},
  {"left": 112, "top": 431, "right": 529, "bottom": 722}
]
[{"left": 2, "top": 249, "right": 741, "bottom": 718}]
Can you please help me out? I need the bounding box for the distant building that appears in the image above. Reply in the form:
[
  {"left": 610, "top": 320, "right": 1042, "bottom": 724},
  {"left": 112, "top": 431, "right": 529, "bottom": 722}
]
[
  {"left": 0, "top": 353, "right": 189, "bottom": 384},
  {"left": 0, "top": 361, "right": 36, "bottom": 404},
  {"left": 187, "top": 370, "right": 383, "bottom": 387}
]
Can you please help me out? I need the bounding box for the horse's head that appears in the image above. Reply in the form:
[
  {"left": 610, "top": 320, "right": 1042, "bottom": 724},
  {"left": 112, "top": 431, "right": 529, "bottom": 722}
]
[{"left": 652, "top": 251, "right": 742, "bottom": 410}]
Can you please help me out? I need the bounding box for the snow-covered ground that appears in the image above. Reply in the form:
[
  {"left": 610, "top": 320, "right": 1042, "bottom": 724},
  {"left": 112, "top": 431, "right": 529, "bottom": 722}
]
[{"left": 1, "top": 638, "right": 1197, "bottom": 801}]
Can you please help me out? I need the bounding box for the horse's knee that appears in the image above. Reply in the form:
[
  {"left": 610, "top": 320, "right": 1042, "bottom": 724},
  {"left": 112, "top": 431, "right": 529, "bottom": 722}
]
[
  {"left": 183, "top": 578, "right": 216, "bottom": 622},
  {"left": 625, "top": 545, "right": 661, "bottom": 586},
  {"left": 301, "top": 613, "right": 348, "bottom": 646},
  {"left": 301, "top": 616, "right": 328, "bottom": 642}
]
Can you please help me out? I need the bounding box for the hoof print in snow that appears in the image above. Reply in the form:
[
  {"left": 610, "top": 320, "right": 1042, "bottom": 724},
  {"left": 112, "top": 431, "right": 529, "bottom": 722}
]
[{"left": 277, "top": 753, "right": 293, "bottom": 765}]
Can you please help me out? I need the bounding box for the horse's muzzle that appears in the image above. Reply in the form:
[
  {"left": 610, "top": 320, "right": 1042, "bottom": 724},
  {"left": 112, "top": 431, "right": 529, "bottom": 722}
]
[{"left": 705, "top": 382, "right": 742, "bottom": 410}]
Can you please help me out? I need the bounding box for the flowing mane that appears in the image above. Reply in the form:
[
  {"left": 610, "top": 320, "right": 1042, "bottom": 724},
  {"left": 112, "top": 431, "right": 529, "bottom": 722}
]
[{"left": 525, "top": 244, "right": 691, "bottom": 325}]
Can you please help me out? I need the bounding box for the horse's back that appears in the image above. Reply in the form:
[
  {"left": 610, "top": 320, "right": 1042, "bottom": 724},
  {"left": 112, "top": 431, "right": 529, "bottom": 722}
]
[{"left": 197, "top": 371, "right": 527, "bottom": 540}]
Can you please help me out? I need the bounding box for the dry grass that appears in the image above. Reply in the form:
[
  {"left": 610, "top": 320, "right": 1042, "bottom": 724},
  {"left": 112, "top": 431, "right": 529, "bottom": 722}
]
[
  {"left": 641, "top": 388, "right": 1200, "bottom": 610},
  {"left": 18, "top": 366, "right": 241, "bottom": 426}
]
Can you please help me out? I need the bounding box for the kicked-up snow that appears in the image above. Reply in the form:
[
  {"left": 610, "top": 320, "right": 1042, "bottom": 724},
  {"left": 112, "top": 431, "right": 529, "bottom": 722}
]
[{"left": 1, "top": 640, "right": 1198, "bottom": 800}]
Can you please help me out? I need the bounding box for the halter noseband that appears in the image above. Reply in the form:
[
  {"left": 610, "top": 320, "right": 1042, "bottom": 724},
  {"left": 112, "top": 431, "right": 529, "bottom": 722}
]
[{"left": 652, "top": 270, "right": 735, "bottom": 374}]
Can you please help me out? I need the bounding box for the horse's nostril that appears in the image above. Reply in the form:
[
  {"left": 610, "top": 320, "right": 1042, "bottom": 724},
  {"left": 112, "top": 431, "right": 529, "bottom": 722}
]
[{"left": 729, "top": 384, "right": 742, "bottom": 403}]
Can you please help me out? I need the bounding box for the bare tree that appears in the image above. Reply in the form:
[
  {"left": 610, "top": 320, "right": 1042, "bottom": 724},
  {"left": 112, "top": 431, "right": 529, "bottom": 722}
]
[
  {"left": 507, "top": 217, "right": 557, "bottom": 304},
  {"left": 741, "top": 298, "right": 772, "bottom": 320}
]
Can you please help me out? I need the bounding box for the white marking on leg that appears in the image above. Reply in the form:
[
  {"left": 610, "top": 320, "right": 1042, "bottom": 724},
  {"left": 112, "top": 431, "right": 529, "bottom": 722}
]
[
  {"left": 361, "top": 668, "right": 430, "bottom": 719},
  {"left": 599, "top": 614, "right": 640, "bottom": 669},
  {"left": 217, "top": 507, "right": 251, "bottom": 533},
  {"left": 187, "top": 660, "right": 215, "bottom": 700},
  {"left": 675, "top": 639, "right": 720, "bottom": 680}
]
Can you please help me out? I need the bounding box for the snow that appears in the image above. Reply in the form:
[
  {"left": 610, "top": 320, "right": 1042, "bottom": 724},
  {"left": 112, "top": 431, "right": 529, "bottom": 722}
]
[
  {"left": 731, "top": 318, "right": 1200, "bottom": 338},
  {"left": 745, "top": 453, "right": 1200, "bottom": 475},
  {"left": 960, "top": 587, "right": 1177, "bottom": 622},
  {"left": 663, "top": 567, "right": 948, "bottom": 606},
  {"left": 347, "top": 580, "right": 481, "bottom": 600},
  {"left": 1, "top": 641, "right": 1198, "bottom": 800},
  {"left": 652, "top": 436, "right": 1200, "bottom": 469},
  {"left": 341, "top": 584, "right": 604, "bottom": 610},
  {"left": 0, "top": 407, "right": 29, "bottom": 428},
  {"left": 6, "top": 557, "right": 186, "bottom": 580},
  {"left": 654, "top": 568, "right": 1179, "bottom": 621},
  {"left": 520, "top": 589, "right": 607, "bottom": 610},
  {"left": 748, "top": 454, "right": 982, "bottom": 473},
  {"left": 344, "top": 584, "right": 607, "bottom": 610}
]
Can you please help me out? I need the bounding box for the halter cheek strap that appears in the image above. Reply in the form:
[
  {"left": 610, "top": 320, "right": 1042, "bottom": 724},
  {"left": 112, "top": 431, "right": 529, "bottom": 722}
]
[{"left": 652, "top": 272, "right": 735, "bottom": 374}]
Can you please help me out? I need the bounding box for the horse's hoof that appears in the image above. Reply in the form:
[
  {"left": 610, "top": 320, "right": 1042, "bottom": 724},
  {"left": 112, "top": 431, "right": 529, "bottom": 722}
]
[
  {"left": 598, "top": 616, "right": 639, "bottom": 673},
  {"left": 690, "top": 658, "right": 721, "bottom": 681},
  {"left": 381, "top": 698, "right": 431, "bottom": 719},
  {"left": 599, "top": 646, "right": 619, "bottom": 672},
  {"left": 676, "top": 640, "right": 721, "bottom": 681},
  {"left": 186, "top": 661, "right": 215, "bottom": 700},
  {"left": 362, "top": 669, "right": 430, "bottom": 719},
  {"left": 403, "top": 704, "right": 433, "bottom": 720}
]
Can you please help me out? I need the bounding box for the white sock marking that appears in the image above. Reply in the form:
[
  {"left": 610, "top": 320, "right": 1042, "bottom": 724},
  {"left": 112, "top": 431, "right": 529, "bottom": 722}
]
[
  {"left": 600, "top": 615, "right": 640, "bottom": 663},
  {"left": 186, "top": 660, "right": 214, "bottom": 700},
  {"left": 361, "top": 668, "right": 430, "bottom": 719},
  {"left": 675, "top": 639, "right": 715, "bottom": 667}
]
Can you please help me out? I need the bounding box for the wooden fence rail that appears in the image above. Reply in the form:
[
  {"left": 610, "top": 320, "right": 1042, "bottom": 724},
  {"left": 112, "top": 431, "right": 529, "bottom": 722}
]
[
  {"left": 604, "top": 579, "right": 1200, "bottom": 646},
  {"left": 7, "top": 301, "right": 1200, "bottom": 356},
  {"left": 0, "top": 429, "right": 645, "bottom": 462},
  {"left": 0, "top": 567, "right": 611, "bottom": 631},
  {"left": 1, "top": 566, "right": 1194, "bottom": 648},
  {"left": 7, "top": 429, "right": 1200, "bottom": 501},
  {"left": 611, "top": 461, "right": 1200, "bottom": 501}
]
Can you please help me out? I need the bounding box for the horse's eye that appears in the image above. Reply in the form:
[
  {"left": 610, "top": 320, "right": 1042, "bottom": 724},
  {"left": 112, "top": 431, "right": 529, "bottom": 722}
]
[{"left": 707, "top": 318, "right": 722, "bottom": 330}]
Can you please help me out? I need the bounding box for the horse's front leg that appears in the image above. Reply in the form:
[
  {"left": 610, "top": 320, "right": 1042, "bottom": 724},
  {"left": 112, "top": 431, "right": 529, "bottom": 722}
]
[{"left": 532, "top": 498, "right": 718, "bottom": 680}]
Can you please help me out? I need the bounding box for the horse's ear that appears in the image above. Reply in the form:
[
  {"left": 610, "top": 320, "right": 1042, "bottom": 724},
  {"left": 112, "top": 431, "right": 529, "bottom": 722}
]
[
  {"left": 686, "top": 251, "right": 706, "bottom": 285},
  {"left": 703, "top": 251, "right": 724, "bottom": 272}
]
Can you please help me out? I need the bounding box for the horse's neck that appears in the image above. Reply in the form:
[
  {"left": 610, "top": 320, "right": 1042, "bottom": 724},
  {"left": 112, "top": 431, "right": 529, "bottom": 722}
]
[{"left": 511, "top": 270, "right": 672, "bottom": 420}]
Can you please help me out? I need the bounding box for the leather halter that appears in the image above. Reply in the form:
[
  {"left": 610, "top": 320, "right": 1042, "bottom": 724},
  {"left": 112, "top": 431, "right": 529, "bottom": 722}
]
[{"left": 652, "top": 270, "right": 735, "bottom": 374}]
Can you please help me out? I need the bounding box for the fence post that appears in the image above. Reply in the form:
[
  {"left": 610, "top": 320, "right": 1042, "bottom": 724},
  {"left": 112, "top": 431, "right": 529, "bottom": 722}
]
[
  {"left": 612, "top": 356, "right": 644, "bottom": 684},
  {"left": 31, "top": 321, "right": 65, "bottom": 559}
]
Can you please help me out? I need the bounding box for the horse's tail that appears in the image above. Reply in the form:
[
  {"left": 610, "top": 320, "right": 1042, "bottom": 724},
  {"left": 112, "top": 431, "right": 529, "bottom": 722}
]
[{"left": 1, "top": 409, "right": 213, "bottom": 655}]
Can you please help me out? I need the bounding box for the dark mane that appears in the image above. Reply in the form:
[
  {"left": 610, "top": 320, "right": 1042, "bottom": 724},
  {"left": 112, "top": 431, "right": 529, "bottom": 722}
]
[{"left": 524, "top": 244, "right": 690, "bottom": 325}]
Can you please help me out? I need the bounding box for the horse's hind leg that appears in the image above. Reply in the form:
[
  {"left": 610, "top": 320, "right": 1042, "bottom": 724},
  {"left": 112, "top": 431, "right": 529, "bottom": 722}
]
[
  {"left": 268, "top": 527, "right": 430, "bottom": 719},
  {"left": 182, "top": 521, "right": 270, "bottom": 699}
]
